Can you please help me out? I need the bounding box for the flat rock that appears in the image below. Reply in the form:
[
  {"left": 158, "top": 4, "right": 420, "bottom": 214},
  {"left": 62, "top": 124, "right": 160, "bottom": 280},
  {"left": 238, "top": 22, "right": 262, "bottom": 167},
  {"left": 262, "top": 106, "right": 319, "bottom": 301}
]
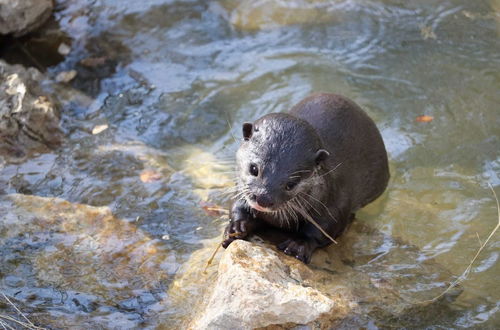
[
  {"left": 0, "top": 60, "right": 62, "bottom": 160},
  {"left": 0, "top": 0, "right": 53, "bottom": 36},
  {"left": 167, "top": 221, "right": 462, "bottom": 329},
  {"left": 1, "top": 194, "right": 176, "bottom": 302}
]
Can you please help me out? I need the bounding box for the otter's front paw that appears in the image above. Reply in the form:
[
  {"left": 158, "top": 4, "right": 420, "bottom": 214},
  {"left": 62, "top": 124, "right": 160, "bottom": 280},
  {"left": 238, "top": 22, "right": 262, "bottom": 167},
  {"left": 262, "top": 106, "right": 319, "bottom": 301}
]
[
  {"left": 277, "top": 239, "right": 316, "bottom": 264},
  {"left": 222, "top": 220, "right": 251, "bottom": 248}
]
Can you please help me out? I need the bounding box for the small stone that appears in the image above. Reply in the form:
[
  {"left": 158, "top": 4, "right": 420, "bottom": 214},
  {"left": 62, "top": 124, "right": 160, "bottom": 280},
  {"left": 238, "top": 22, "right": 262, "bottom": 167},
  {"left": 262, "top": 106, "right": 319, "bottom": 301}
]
[
  {"left": 140, "top": 169, "right": 162, "bottom": 183},
  {"left": 57, "top": 43, "right": 71, "bottom": 55},
  {"left": 55, "top": 70, "right": 77, "bottom": 83},
  {"left": 92, "top": 124, "right": 108, "bottom": 135}
]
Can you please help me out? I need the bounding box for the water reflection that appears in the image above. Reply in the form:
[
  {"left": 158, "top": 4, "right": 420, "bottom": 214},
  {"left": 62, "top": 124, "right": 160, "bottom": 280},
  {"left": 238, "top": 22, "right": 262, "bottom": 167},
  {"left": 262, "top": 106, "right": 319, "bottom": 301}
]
[{"left": 1, "top": 0, "right": 499, "bottom": 328}]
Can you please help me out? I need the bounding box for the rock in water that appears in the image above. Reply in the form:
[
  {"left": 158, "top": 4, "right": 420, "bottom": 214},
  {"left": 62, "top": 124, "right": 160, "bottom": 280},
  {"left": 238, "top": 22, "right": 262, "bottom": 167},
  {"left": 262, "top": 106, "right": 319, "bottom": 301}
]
[
  {"left": 0, "top": 60, "right": 62, "bottom": 159},
  {"left": 0, "top": 0, "right": 53, "bottom": 36},
  {"left": 217, "top": 0, "right": 341, "bottom": 31},
  {"left": 190, "top": 240, "right": 344, "bottom": 329},
  {"left": 167, "top": 222, "right": 462, "bottom": 329},
  {"left": 3, "top": 194, "right": 176, "bottom": 302}
]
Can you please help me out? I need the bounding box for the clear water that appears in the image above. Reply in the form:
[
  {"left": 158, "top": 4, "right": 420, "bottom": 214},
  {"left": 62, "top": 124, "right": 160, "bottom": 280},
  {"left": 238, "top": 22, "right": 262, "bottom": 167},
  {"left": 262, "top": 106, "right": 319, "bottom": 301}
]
[{"left": 1, "top": 0, "right": 499, "bottom": 328}]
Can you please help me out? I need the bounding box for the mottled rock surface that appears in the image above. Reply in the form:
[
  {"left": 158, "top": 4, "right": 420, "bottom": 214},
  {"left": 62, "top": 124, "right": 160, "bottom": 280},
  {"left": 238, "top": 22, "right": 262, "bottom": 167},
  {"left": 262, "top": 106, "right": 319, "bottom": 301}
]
[
  {"left": 190, "top": 240, "right": 348, "bottom": 329},
  {"left": 0, "top": 0, "right": 53, "bottom": 36},
  {"left": 167, "top": 221, "right": 462, "bottom": 329},
  {"left": 2, "top": 194, "right": 176, "bottom": 302},
  {"left": 0, "top": 60, "right": 62, "bottom": 160}
]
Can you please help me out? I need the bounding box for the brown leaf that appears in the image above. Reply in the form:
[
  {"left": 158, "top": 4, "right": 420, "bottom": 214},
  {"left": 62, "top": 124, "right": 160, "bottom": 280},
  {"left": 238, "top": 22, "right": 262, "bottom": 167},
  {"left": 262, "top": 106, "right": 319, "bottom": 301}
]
[
  {"left": 416, "top": 115, "right": 434, "bottom": 123},
  {"left": 200, "top": 202, "right": 228, "bottom": 217},
  {"left": 80, "top": 56, "right": 108, "bottom": 67}
]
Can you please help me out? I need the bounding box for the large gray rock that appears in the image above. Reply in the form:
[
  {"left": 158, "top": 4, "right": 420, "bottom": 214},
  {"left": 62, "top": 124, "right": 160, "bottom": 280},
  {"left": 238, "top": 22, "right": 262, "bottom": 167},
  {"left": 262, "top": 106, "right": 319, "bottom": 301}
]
[
  {"left": 166, "top": 221, "right": 462, "bottom": 329},
  {"left": 0, "top": 60, "right": 62, "bottom": 159},
  {"left": 0, "top": 0, "right": 53, "bottom": 36}
]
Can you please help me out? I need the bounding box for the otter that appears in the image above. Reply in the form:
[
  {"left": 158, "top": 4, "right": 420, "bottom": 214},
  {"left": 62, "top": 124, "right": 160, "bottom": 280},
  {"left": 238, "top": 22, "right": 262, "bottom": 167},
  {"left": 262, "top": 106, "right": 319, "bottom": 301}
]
[{"left": 222, "top": 93, "right": 389, "bottom": 263}]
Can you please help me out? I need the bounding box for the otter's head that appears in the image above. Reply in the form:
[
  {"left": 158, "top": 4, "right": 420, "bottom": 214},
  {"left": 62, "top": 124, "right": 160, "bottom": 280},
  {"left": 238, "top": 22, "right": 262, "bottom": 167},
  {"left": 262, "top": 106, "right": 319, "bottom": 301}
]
[{"left": 236, "top": 113, "right": 329, "bottom": 213}]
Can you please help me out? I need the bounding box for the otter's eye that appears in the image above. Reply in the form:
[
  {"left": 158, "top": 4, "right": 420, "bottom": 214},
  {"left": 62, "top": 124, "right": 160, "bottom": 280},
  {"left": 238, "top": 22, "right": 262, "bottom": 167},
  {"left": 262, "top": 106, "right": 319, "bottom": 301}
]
[
  {"left": 249, "top": 163, "right": 259, "bottom": 176},
  {"left": 285, "top": 181, "right": 298, "bottom": 191}
]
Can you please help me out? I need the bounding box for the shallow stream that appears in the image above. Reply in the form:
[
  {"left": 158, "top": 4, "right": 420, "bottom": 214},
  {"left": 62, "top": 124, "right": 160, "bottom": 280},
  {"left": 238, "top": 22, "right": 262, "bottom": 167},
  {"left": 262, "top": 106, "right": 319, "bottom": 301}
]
[{"left": 1, "top": 0, "right": 499, "bottom": 328}]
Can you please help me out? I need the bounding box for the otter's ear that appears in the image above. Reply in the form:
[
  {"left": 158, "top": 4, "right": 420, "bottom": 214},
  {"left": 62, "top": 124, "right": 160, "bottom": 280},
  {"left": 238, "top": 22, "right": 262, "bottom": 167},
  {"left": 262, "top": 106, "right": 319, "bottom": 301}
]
[
  {"left": 242, "top": 122, "right": 253, "bottom": 141},
  {"left": 315, "top": 149, "right": 330, "bottom": 164}
]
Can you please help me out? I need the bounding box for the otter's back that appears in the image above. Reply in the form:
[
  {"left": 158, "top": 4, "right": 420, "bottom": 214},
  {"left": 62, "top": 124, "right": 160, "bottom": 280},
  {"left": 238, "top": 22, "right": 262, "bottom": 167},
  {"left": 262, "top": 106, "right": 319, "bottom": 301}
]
[{"left": 289, "top": 93, "right": 389, "bottom": 210}]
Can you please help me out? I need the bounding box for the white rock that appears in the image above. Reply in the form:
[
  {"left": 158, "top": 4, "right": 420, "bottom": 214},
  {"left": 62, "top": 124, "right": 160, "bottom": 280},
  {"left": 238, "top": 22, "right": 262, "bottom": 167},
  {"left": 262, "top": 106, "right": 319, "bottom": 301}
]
[
  {"left": 57, "top": 42, "right": 72, "bottom": 56},
  {"left": 165, "top": 221, "right": 463, "bottom": 329},
  {"left": 190, "top": 240, "right": 340, "bottom": 329},
  {"left": 55, "top": 69, "right": 77, "bottom": 83},
  {"left": 92, "top": 124, "right": 109, "bottom": 135}
]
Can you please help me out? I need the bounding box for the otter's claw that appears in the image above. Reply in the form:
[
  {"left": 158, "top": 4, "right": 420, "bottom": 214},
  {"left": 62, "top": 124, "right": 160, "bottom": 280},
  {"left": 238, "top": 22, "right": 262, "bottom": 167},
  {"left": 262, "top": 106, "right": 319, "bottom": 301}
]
[
  {"left": 277, "top": 239, "right": 315, "bottom": 264},
  {"left": 222, "top": 220, "right": 251, "bottom": 248}
]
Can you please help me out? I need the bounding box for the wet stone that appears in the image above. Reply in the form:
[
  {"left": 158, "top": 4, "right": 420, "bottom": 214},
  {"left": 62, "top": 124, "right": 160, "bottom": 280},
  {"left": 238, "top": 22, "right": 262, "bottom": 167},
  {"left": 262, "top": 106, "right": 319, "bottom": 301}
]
[
  {"left": 1, "top": 194, "right": 176, "bottom": 308},
  {"left": 164, "top": 222, "right": 462, "bottom": 329},
  {"left": 0, "top": 60, "right": 62, "bottom": 160},
  {"left": 217, "top": 0, "right": 342, "bottom": 31},
  {"left": 0, "top": 0, "right": 53, "bottom": 37}
]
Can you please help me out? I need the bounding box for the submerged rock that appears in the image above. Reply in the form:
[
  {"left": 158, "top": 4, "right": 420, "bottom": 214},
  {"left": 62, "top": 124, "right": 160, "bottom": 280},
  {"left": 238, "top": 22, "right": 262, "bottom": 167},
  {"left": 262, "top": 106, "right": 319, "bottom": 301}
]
[
  {"left": 2, "top": 194, "right": 176, "bottom": 302},
  {"left": 0, "top": 0, "right": 53, "bottom": 36},
  {"left": 167, "top": 221, "right": 462, "bottom": 329},
  {"left": 217, "top": 0, "right": 341, "bottom": 31},
  {"left": 0, "top": 60, "right": 62, "bottom": 160}
]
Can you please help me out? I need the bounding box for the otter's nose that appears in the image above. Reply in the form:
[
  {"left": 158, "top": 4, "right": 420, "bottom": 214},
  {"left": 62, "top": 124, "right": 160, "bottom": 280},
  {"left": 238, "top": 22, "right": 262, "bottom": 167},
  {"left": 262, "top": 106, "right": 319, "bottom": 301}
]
[{"left": 255, "top": 194, "right": 274, "bottom": 208}]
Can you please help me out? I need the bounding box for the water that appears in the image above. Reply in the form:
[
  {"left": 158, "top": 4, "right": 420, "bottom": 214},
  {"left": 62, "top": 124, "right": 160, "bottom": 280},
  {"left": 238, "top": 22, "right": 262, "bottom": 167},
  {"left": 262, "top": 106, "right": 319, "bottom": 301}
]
[{"left": 1, "top": 0, "right": 499, "bottom": 328}]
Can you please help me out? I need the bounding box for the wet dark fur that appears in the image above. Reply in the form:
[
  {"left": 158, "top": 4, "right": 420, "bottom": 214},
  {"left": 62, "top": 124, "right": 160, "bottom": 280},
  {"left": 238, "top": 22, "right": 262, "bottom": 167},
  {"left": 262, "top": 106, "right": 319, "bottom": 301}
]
[{"left": 222, "top": 93, "right": 390, "bottom": 263}]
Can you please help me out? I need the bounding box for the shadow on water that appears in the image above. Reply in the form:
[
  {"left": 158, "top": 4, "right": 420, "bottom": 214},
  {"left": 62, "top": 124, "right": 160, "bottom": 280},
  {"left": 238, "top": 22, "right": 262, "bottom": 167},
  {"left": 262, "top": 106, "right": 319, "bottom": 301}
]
[{"left": 1, "top": 0, "right": 500, "bottom": 328}]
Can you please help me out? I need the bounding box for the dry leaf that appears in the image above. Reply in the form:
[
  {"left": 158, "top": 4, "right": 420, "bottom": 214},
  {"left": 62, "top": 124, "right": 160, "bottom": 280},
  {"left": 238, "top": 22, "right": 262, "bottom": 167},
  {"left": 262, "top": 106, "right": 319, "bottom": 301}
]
[
  {"left": 140, "top": 169, "right": 162, "bottom": 183},
  {"left": 80, "top": 56, "right": 108, "bottom": 67},
  {"left": 201, "top": 202, "right": 229, "bottom": 217},
  {"left": 416, "top": 115, "right": 434, "bottom": 123},
  {"left": 420, "top": 25, "right": 437, "bottom": 40}
]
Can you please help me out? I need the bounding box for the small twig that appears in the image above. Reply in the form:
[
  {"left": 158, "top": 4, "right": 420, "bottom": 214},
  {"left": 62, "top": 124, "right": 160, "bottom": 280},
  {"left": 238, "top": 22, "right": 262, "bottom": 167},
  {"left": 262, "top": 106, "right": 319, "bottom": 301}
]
[
  {"left": 205, "top": 207, "right": 230, "bottom": 215},
  {"left": 475, "top": 232, "right": 482, "bottom": 247},
  {"left": 0, "top": 315, "right": 40, "bottom": 330},
  {"left": 0, "top": 293, "right": 45, "bottom": 330},
  {"left": 2, "top": 293, "right": 35, "bottom": 327},
  {"left": 0, "top": 319, "right": 14, "bottom": 330},
  {"left": 203, "top": 243, "right": 222, "bottom": 274},
  {"left": 203, "top": 232, "right": 241, "bottom": 274},
  {"left": 421, "top": 183, "right": 500, "bottom": 303}
]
